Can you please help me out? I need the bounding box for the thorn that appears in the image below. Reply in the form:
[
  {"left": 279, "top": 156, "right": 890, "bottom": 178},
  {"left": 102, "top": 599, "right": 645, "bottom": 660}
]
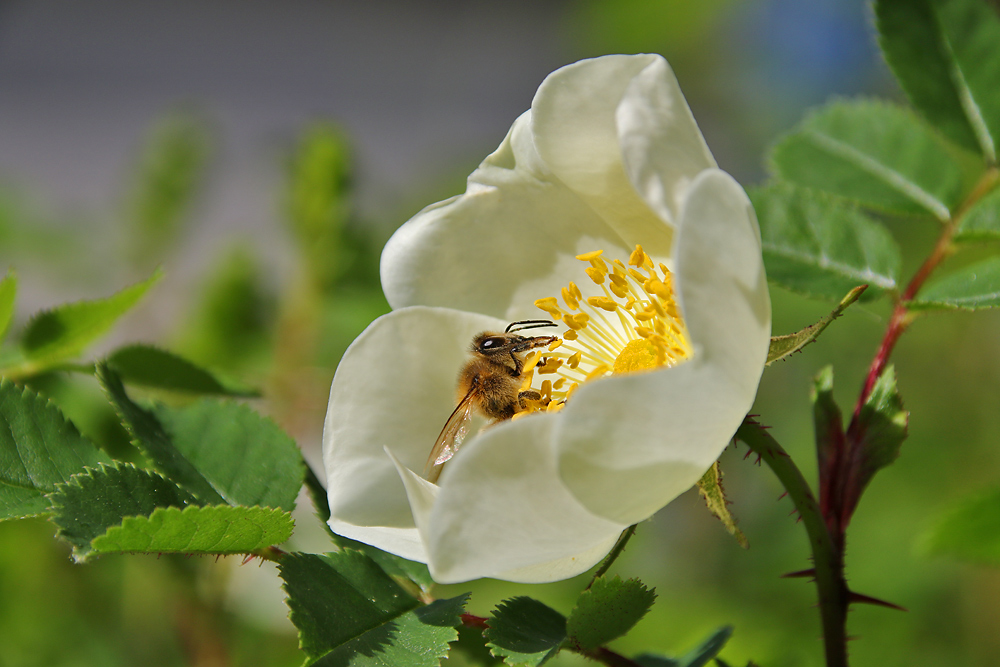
[
  {"left": 241, "top": 554, "right": 256, "bottom": 565},
  {"left": 777, "top": 491, "right": 788, "bottom": 500},
  {"left": 755, "top": 454, "right": 762, "bottom": 466},
  {"left": 848, "top": 591, "right": 908, "bottom": 612},
  {"left": 781, "top": 568, "right": 816, "bottom": 579},
  {"left": 743, "top": 449, "right": 753, "bottom": 460}
]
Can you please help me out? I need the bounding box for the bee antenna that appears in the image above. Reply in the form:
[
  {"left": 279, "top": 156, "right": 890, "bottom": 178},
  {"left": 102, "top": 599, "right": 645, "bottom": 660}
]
[{"left": 505, "top": 319, "right": 557, "bottom": 333}]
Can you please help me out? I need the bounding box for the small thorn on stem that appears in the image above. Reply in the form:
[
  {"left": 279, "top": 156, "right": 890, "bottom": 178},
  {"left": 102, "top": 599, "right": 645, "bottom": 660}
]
[
  {"left": 777, "top": 491, "right": 789, "bottom": 500},
  {"left": 848, "top": 591, "right": 908, "bottom": 612},
  {"left": 781, "top": 568, "right": 817, "bottom": 579}
]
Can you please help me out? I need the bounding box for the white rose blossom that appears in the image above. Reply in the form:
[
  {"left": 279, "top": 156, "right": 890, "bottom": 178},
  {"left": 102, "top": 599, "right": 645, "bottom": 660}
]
[{"left": 322, "top": 54, "right": 771, "bottom": 584}]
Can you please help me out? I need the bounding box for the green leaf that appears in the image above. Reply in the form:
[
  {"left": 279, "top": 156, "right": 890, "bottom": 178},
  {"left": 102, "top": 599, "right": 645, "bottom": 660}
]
[
  {"left": 308, "top": 595, "right": 467, "bottom": 667},
  {"left": 695, "top": 463, "right": 747, "bottom": 549},
  {"left": 955, "top": 184, "right": 1000, "bottom": 241},
  {"left": 0, "top": 270, "right": 16, "bottom": 341},
  {"left": 0, "top": 379, "right": 105, "bottom": 520},
  {"left": 20, "top": 270, "right": 163, "bottom": 369},
  {"left": 767, "top": 286, "right": 867, "bottom": 365},
  {"left": 486, "top": 597, "right": 567, "bottom": 667},
  {"left": 152, "top": 399, "right": 304, "bottom": 511},
  {"left": 92, "top": 505, "right": 293, "bottom": 556},
  {"left": 750, "top": 183, "right": 901, "bottom": 300},
  {"left": 107, "top": 344, "right": 259, "bottom": 396},
  {"left": 278, "top": 551, "right": 424, "bottom": 657},
  {"left": 48, "top": 462, "right": 198, "bottom": 558},
  {"left": 847, "top": 366, "right": 908, "bottom": 517},
  {"left": 566, "top": 576, "right": 656, "bottom": 651},
  {"left": 876, "top": 0, "right": 1000, "bottom": 161},
  {"left": 910, "top": 256, "right": 1000, "bottom": 309},
  {"left": 770, "top": 99, "right": 965, "bottom": 219},
  {"left": 922, "top": 486, "right": 1000, "bottom": 565},
  {"left": 329, "top": 531, "right": 435, "bottom": 592},
  {"left": 97, "top": 363, "right": 225, "bottom": 504},
  {"left": 635, "top": 627, "right": 734, "bottom": 667}
]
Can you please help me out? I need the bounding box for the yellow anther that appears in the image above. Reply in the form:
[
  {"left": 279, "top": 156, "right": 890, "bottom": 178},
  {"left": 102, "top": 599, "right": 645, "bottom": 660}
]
[
  {"left": 654, "top": 319, "right": 667, "bottom": 336},
  {"left": 541, "top": 379, "right": 552, "bottom": 400},
  {"left": 660, "top": 263, "right": 670, "bottom": 275},
  {"left": 567, "top": 351, "right": 582, "bottom": 369},
  {"left": 589, "top": 256, "right": 609, "bottom": 274},
  {"left": 576, "top": 250, "right": 604, "bottom": 261},
  {"left": 609, "top": 280, "right": 629, "bottom": 299},
  {"left": 585, "top": 266, "right": 606, "bottom": 285},
  {"left": 612, "top": 259, "right": 627, "bottom": 276},
  {"left": 633, "top": 308, "right": 655, "bottom": 321},
  {"left": 548, "top": 338, "right": 563, "bottom": 351},
  {"left": 635, "top": 326, "right": 654, "bottom": 338},
  {"left": 522, "top": 351, "right": 542, "bottom": 374},
  {"left": 569, "top": 281, "right": 582, "bottom": 301},
  {"left": 627, "top": 268, "right": 647, "bottom": 283},
  {"left": 546, "top": 400, "right": 564, "bottom": 412},
  {"left": 585, "top": 364, "right": 611, "bottom": 381},
  {"left": 651, "top": 298, "right": 668, "bottom": 318},
  {"left": 561, "top": 286, "right": 579, "bottom": 310},
  {"left": 553, "top": 378, "right": 566, "bottom": 389},
  {"left": 566, "top": 383, "right": 580, "bottom": 400},
  {"left": 586, "top": 296, "right": 618, "bottom": 312},
  {"left": 538, "top": 358, "right": 564, "bottom": 374},
  {"left": 645, "top": 278, "right": 672, "bottom": 299},
  {"left": 629, "top": 245, "right": 647, "bottom": 267},
  {"left": 564, "top": 313, "right": 590, "bottom": 330},
  {"left": 564, "top": 329, "right": 579, "bottom": 341},
  {"left": 534, "top": 297, "right": 563, "bottom": 320}
]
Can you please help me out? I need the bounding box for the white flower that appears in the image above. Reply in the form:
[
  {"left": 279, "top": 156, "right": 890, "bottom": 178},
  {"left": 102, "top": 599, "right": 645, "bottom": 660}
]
[{"left": 322, "top": 54, "right": 770, "bottom": 584}]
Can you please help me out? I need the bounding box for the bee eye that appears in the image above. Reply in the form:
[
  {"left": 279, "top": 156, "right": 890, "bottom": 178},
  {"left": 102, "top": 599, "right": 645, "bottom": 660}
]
[{"left": 480, "top": 336, "right": 505, "bottom": 350}]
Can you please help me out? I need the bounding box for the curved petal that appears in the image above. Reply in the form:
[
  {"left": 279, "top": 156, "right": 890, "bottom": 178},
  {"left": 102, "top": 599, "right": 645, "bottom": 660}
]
[
  {"left": 422, "top": 414, "right": 627, "bottom": 583},
  {"left": 616, "top": 56, "right": 717, "bottom": 227},
  {"left": 323, "top": 306, "right": 504, "bottom": 560},
  {"left": 381, "top": 112, "right": 627, "bottom": 321},
  {"left": 554, "top": 170, "right": 769, "bottom": 525},
  {"left": 532, "top": 54, "right": 681, "bottom": 260}
]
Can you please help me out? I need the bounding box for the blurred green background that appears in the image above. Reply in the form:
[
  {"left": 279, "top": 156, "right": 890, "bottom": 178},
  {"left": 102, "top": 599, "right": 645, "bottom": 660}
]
[{"left": 2, "top": 1, "right": 998, "bottom": 665}]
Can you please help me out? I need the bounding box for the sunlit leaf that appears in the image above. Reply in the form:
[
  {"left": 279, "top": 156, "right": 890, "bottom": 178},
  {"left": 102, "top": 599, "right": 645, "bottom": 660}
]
[
  {"left": 92, "top": 505, "right": 293, "bottom": 556},
  {"left": 49, "top": 462, "right": 198, "bottom": 559},
  {"left": 876, "top": 0, "right": 1000, "bottom": 161},
  {"left": 751, "top": 183, "right": 900, "bottom": 301},
  {"left": 486, "top": 597, "right": 566, "bottom": 667},
  {"left": 767, "top": 286, "right": 867, "bottom": 365},
  {"left": 910, "top": 256, "right": 1000, "bottom": 309},
  {"left": 566, "top": 576, "right": 656, "bottom": 651},
  {"left": 20, "top": 270, "right": 163, "bottom": 369},
  {"left": 0, "top": 379, "right": 105, "bottom": 521},
  {"left": 770, "top": 99, "right": 965, "bottom": 219},
  {"left": 696, "top": 463, "right": 747, "bottom": 548}
]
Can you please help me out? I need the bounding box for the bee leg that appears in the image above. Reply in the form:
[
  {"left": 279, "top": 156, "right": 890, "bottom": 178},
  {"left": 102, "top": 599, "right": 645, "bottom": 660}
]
[{"left": 517, "top": 390, "right": 543, "bottom": 410}]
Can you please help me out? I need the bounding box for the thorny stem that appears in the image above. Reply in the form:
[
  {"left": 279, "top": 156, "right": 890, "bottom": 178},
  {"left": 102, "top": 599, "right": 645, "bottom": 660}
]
[
  {"left": 585, "top": 524, "right": 637, "bottom": 590},
  {"left": 736, "top": 420, "right": 848, "bottom": 667}
]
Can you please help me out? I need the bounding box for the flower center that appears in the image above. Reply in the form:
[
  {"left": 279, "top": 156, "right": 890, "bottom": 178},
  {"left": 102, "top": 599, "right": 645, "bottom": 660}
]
[{"left": 515, "top": 245, "right": 692, "bottom": 417}]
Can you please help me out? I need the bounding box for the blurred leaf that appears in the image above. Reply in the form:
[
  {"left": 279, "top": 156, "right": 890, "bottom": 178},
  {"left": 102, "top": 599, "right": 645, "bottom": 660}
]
[
  {"left": 178, "top": 247, "right": 274, "bottom": 373},
  {"left": 750, "top": 183, "right": 901, "bottom": 300},
  {"left": 92, "top": 504, "right": 293, "bottom": 556},
  {"left": 486, "top": 597, "right": 566, "bottom": 667},
  {"left": 770, "top": 99, "right": 965, "bottom": 219},
  {"left": 329, "top": 531, "right": 435, "bottom": 591},
  {"left": 696, "top": 463, "right": 747, "bottom": 549},
  {"left": 286, "top": 123, "right": 353, "bottom": 291},
  {"left": 0, "top": 270, "right": 15, "bottom": 341},
  {"left": 923, "top": 485, "right": 1000, "bottom": 565},
  {"left": 876, "top": 0, "right": 1000, "bottom": 161},
  {"left": 19, "top": 270, "right": 163, "bottom": 370},
  {"left": 846, "top": 366, "right": 908, "bottom": 517},
  {"left": 909, "top": 256, "right": 1000, "bottom": 309},
  {"left": 635, "top": 627, "right": 733, "bottom": 667},
  {"left": 49, "top": 462, "right": 198, "bottom": 558},
  {"left": 767, "top": 285, "right": 867, "bottom": 365},
  {"left": 128, "top": 112, "right": 211, "bottom": 265},
  {"left": 566, "top": 576, "right": 656, "bottom": 651},
  {"left": 107, "top": 343, "right": 259, "bottom": 396},
  {"left": 955, "top": 184, "right": 1000, "bottom": 241},
  {"left": 98, "top": 363, "right": 225, "bottom": 504},
  {"left": 0, "top": 379, "right": 105, "bottom": 520},
  {"left": 152, "top": 399, "right": 304, "bottom": 511},
  {"left": 567, "top": 0, "right": 733, "bottom": 54},
  {"left": 279, "top": 550, "right": 463, "bottom": 666}
]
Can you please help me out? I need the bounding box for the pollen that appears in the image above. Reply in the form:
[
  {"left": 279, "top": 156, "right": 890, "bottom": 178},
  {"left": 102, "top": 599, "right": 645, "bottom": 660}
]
[{"left": 518, "top": 244, "right": 692, "bottom": 416}]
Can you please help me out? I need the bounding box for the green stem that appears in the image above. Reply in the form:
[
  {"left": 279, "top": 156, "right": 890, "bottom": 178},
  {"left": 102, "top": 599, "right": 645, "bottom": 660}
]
[
  {"left": 585, "top": 524, "right": 637, "bottom": 590},
  {"left": 736, "top": 419, "right": 848, "bottom": 667}
]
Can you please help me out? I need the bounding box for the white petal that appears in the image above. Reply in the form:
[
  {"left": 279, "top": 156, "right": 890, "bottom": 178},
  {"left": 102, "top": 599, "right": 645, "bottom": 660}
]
[
  {"left": 423, "top": 414, "right": 627, "bottom": 583},
  {"left": 616, "top": 56, "right": 717, "bottom": 227},
  {"left": 381, "top": 112, "right": 626, "bottom": 321},
  {"left": 531, "top": 54, "right": 678, "bottom": 259},
  {"left": 323, "top": 306, "right": 504, "bottom": 561},
  {"left": 554, "top": 170, "right": 769, "bottom": 525}
]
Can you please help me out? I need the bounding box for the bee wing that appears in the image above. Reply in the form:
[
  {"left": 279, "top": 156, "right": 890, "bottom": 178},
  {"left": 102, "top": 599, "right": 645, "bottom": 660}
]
[{"left": 423, "top": 388, "right": 477, "bottom": 483}]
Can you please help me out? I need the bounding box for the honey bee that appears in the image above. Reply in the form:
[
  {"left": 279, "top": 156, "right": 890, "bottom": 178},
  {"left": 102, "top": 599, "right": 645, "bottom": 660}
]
[{"left": 423, "top": 320, "right": 559, "bottom": 483}]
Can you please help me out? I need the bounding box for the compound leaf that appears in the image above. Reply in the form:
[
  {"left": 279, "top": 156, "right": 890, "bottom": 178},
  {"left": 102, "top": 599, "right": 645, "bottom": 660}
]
[{"left": 923, "top": 486, "right": 1000, "bottom": 565}]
